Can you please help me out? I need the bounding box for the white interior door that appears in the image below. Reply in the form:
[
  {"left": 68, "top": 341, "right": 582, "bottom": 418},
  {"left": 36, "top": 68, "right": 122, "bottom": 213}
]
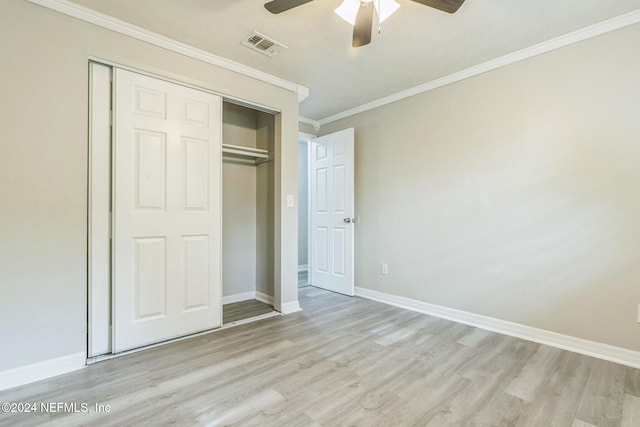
[
  {"left": 113, "top": 69, "right": 222, "bottom": 352},
  {"left": 310, "top": 128, "right": 355, "bottom": 296}
]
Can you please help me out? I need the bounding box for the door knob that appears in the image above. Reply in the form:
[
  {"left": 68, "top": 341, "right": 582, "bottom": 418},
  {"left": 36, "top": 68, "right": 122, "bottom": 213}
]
[{"left": 343, "top": 217, "right": 352, "bottom": 223}]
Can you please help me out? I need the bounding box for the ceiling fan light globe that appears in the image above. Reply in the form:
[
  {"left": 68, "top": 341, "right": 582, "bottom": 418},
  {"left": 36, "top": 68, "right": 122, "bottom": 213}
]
[
  {"left": 375, "top": 0, "right": 400, "bottom": 23},
  {"left": 335, "top": 0, "right": 360, "bottom": 26}
]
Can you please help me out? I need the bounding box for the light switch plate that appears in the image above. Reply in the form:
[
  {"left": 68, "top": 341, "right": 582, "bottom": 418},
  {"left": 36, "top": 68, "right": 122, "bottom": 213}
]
[{"left": 286, "top": 194, "right": 295, "bottom": 208}]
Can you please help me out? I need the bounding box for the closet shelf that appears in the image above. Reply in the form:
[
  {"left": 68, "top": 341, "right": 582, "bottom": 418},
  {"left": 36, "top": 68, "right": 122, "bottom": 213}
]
[{"left": 222, "top": 144, "right": 269, "bottom": 159}]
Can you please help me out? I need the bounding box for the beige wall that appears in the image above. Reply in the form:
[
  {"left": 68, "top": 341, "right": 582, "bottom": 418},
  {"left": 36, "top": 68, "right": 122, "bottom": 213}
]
[
  {"left": 0, "top": 0, "right": 299, "bottom": 371},
  {"left": 222, "top": 103, "right": 258, "bottom": 298},
  {"left": 256, "top": 112, "right": 276, "bottom": 298},
  {"left": 321, "top": 23, "right": 640, "bottom": 351}
]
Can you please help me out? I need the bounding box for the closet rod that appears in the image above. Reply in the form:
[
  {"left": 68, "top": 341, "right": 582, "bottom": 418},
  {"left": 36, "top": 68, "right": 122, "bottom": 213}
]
[
  {"left": 221, "top": 144, "right": 269, "bottom": 160},
  {"left": 223, "top": 149, "right": 269, "bottom": 159},
  {"left": 222, "top": 144, "right": 269, "bottom": 155}
]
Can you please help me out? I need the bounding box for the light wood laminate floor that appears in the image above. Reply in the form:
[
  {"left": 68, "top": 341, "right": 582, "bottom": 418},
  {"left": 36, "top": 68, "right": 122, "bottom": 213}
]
[
  {"left": 223, "top": 299, "right": 275, "bottom": 324},
  {"left": 1, "top": 286, "right": 639, "bottom": 426}
]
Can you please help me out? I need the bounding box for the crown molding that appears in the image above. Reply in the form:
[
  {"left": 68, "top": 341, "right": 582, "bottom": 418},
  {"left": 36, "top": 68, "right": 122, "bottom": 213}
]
[
  {"left": 25, "top": 0, "right": 309, "bottom": 102},
  {"left": 298, "top": 115, "right": 320, "bottom": 132},
  {"left": 318, "top": 8, "right": 640, "bottom": 126},
  {"left": 296, "top": 86, "right": 310, "bottom": 103}
]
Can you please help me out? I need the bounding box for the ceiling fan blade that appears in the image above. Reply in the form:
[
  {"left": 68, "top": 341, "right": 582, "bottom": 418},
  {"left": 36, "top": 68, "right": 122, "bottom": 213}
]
[
  {"left": 264, "top": 0, "right": 313, "bottom": 14},
  {"left": 410, "top": 0, "right": 466, "bottom": 14},
  {"left": 352, "top": 1, "right": 374, "bottom": 48}
]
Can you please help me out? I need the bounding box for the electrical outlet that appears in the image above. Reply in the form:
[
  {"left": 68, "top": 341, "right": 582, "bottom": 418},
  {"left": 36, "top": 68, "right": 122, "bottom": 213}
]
[
  {"left": 637, "top": 304, "right": 640, "bottom": 323},
  {"left": 381, "top": 263, "right": 389, "bottom": 275}
]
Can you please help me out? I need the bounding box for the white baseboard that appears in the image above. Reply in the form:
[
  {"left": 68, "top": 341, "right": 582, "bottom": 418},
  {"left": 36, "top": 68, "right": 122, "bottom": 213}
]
[
  {"left": 281, "top": 301, "right": 302, "bottom": 314},
  {"left": 0, "top": 352, "right": 86, "bottom": 392},
  {"left": 298, "top": 264, "right": 308, "bottom": 272},
  {"left": 223, "top": 290, "right": 276, "bottom": 307},
  {"left": 255, "top": 291, "right": 274, "bottom": 305},
  {"left": 223, "top": 291, "right": 275, "bottom": 306},
  {"left": 355, "top": 287, "right": 640, "bottom": 369},
  {"left": 222, "top": 291, "right": 256, "bottom": 305}
]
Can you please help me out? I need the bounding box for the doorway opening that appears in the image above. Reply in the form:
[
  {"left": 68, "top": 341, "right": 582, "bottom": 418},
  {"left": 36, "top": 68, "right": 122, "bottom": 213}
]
[
  {"left": 221, "top": 102, "right": 279, "bottom": 325},
  {"left": 298, "top": 129, "right": 356, "bottom": 296},
  {"left": 298, "top": 134, "right": 313, "bottom": 288}
]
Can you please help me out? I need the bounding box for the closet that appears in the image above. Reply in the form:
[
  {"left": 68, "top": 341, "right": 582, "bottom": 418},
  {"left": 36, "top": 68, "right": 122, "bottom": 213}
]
[
  {"left": 221, "top": 102, "right": 277, "bottom": 324},
  {"left": 88, "top": 63, "right": 279, "bottom": 358}
]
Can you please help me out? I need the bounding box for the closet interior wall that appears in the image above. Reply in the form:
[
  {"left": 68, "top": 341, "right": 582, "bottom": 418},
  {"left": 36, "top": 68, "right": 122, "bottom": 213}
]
[{"left": 222, "top": 102, "right": 275, "bottom": 303}]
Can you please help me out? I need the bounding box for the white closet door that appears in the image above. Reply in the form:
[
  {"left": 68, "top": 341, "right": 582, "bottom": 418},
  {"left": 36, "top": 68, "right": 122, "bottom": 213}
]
[
  {"left": 113, "top": 69, "right": 222, "bottom": 352},
  {"left": 88, "top": 62, "right": 112, "bottom": 357},
  {"left": 310, "top": 128, "right": 355, "bottom": 296}
]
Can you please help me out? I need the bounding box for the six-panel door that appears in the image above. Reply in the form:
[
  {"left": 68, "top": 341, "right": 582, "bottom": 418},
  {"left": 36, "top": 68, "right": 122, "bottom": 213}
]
[
  {"left": 310, "top": 128, "right": 355, "bottom": 296},
  {"left": 113, "top": 69, "right": 222, "bottom": 352}
]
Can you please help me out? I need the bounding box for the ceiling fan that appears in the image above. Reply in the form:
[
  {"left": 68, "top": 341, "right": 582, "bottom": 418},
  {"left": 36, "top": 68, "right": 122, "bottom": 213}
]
[{"left": 264, "top": 0, "right": 466, "bottom": 48}]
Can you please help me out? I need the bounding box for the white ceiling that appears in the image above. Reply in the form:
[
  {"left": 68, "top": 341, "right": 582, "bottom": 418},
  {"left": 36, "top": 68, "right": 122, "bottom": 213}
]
[{"left": 70, "top": 0, "right": 640, "bottom": 120}]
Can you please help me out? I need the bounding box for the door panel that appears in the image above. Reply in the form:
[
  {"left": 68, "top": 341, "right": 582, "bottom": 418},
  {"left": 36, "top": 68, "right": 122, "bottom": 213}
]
[
  {"left": 316, "top": 227, "right": 328, "bottom": 272},
  {"left": 183, "top": 99, "right": 210, "bottom": 126},
  {"left": 134, "top": 237, "right": 167, "bottom": 319},
  {"left": 134, "top": 86, "right": 166, "bottom": 118},
  {"left": 113, "top": 69, "right": 221, "bottom": 352},
  {"left": 183, "top": 235, "right": 210, "bottom": 311},
  {"left": 183, "top": 137, "right": 209, "bottom": 210},
  {"left": 333, "top": 165, "right": 346, "bottom": 212},
  {"left": 135, "top": 130, "right": 166, "bottom": 210},
  {"left": 333, "top": 228, "right": 346, "bottom": 276},
  {"left": 316, "top": 168, "right": 327, "bottom": 212},
  {"left": 310, "top": 128, "right": 355, "bottom": 296}
]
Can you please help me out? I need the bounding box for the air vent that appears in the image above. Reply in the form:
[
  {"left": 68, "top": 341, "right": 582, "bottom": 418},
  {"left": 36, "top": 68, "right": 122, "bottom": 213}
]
[{"left": 241, "top": 31, "right": 287, "bottom": 57}]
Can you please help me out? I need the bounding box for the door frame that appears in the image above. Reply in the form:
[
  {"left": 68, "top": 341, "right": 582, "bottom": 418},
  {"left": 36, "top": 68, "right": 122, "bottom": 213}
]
[
  {"left": 298, "top": 132, "right": 315, "bottom": 287},
  {"left": 88, "top": 58, "right": 291, "bottom": 359},
  {"left": 88, "top": 62, "right": 112, "bottom": 358}
]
